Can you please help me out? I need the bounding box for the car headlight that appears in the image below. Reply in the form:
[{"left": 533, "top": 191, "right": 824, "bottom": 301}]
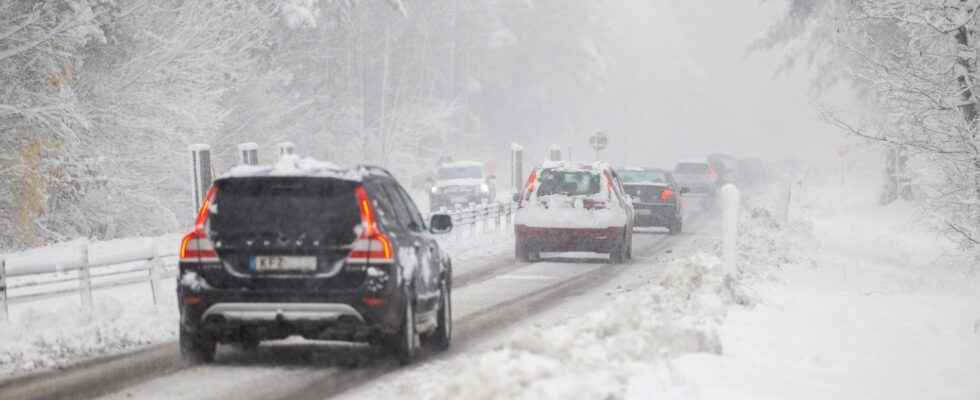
[
  {"left": 431, "top": 186, "right": 439, "bottom": 194},
  {"left": 480, "top": 183, "right": 490, "bottom": 193}
]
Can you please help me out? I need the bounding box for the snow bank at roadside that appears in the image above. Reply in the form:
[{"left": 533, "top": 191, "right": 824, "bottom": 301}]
[
  {"left": 363, "top": 186, "right": 811, "bottom": 400},
  {"left": 0, "top": 284, "right": 176, "bottom": 376},
  {"left": 0, "top": 225, "right": 513, "bottom": 378}
]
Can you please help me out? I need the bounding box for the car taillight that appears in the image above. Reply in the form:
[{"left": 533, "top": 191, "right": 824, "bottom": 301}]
[
  {"left": 523, "top": 170, "right": 538, "bottom": 201},
  {"left": 347, "top": 186, "right": 394, "bottom": 264},
  {"left": 583, "top": 199, "right": 607, "bottom": 210},
  {"left": 180, "top": 229, "right": 218, "bottom": 263},
  {"left": 180, "top": 187, "right": 218, "bottom": 264},
  {"left": 661, "top": 188, "right": 675, "bottom": 202}
]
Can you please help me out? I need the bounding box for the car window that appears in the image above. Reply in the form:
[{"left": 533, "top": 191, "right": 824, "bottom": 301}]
[
  {"left": 381, "top": 181, "right": 416, "bottom": 230},
  {"left": 392, "top": 183, "right": 426, "bottom": 232},
  {"left": 365, "top": 180, "right": 399, "bottom": 229},
  {"left": 536, "top": 169, "right": 600, "bottom": 196}
]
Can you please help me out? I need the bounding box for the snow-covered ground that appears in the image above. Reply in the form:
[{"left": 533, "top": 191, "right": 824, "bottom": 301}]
[
  {"left": 0, "top": 220, "right": 514, "bottom": 378},
  {"left": 341, "top": 177, "right": 980, "bottom": 400}
]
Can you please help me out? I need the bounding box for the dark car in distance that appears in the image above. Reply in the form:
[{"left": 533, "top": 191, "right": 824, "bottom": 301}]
[
  {"left": 177, "top": 158, "right": 454, "bottom": 365},
  {"left": 619, "top": 167, "right": 686, "bottom": 234}
]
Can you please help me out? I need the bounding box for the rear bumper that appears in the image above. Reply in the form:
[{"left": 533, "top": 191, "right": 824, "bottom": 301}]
[
  {"left": 178, "top": 274, "right": 404, "bottom": 342},
  {"left": 633, "top": 203, "right": 678, "bottom": 227},
  {"left": 201, "top": 302, "right": 365, "bottom": 323},
  {"left": 515, "top": 225, "right": 621, "bottom": 252}
]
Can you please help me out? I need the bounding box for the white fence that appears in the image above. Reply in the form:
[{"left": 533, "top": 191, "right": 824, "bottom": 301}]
[{"left": 0, "top": 202, "right": 515, "bottom": 321}]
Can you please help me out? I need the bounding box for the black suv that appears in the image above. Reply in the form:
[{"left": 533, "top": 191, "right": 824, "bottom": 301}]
[{"left": 177, "top": 162, "right": 454, "bottom": 364}]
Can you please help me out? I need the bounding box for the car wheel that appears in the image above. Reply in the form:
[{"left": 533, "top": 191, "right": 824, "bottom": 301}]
[
  {"left": 430, "top": 279, "right": 452, "bottom": 351},
  {"left": 609, "top": 235, "right": 626, "bottom": 264},
  {"left": 515, "top": 237, "right": 530, "bottom": 262},
  {"left": 180, "top": 328, "right": 216, "bottom": 364},
  {"left": 626, "top": 231, "right": 633, "bottom": 260},
  {"left": 389, "top": 295, "right": 420, "bottom": 365},
  {"left": 669, "top": 217, "right": 682, "bottom": 235}
]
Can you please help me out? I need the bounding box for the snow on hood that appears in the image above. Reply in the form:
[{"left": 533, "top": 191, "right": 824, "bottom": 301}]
[{"left": 221, "top": 155, "right": 362, "bottom": 181}]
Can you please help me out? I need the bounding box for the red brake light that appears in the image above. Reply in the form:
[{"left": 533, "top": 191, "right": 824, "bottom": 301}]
[
  {"left": 661, "top": 188, "right": 675, "bottom": 202},
  {"left": 523, "top": 170, "right": 538, "bottom": 201},
  {"left": 180, "top": 187, "right": 218, "bottom": 263},
  {"left": 179, "top": 229, "right": 218, "bottom": 262},
  {"left": 348, "top": 186, "right": 394, "bottom": 264}
]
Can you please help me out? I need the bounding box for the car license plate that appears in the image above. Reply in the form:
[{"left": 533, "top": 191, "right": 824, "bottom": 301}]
[
  {"left": 451, "top": 196, "right": 467, "bottom": 204},
  {"left": 252, "top": 256, "right": 317, "bottom": 272},
  {"left": 638, "top": 209, "right": 653, "bottom": 215}
]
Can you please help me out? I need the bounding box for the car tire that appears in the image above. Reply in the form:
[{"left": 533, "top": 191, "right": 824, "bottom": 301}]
[
  {"left": 388, "top": 295, "right": 420, "bottom": 365},
  {"left": 430, "top": 279, "right": 452, "bottom": 351},
  {"left": 180, "top": 328, "right": 216, "bottom": 364},
  {"left": 669, "top": 218, "right": 682, "bottom": 235},
  {"left": 609, "top": 234, "right": 626, "bottom": 264},
  {"left": 626, "top": 231, "right": 633, "bottom": 260},
  {"left": 516, "top": 238, "right": 530, "bottom": 262}
]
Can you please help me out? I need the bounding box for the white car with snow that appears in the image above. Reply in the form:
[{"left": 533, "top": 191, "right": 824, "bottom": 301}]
[{"left": 513, "top": 162, "right": 634, "bottom": 263}]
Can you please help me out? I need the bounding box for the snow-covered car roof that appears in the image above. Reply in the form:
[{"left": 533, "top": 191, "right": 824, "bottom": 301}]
[
  {"left": 677, "top": 158, "right": 710, "bottom": 164},
  {"left": 537, "top": 160, "right": 611, "bottom": 172},
  {"left": 219, "top": 155, "right": 384, "bottom": 181}
]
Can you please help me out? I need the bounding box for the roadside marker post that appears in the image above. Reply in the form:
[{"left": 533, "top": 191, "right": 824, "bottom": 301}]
[
  {"left": 189, "top": 144, "right": 213, "bottom": 215},
  {"left": 511, "top": 143, "right": 524, "bottom": 195},
  {"left": 721, "top": 184, "right": 740, "bottom": 278},
  {"left": 278, "top": 142, "right": 295, "bottom": 159},
  {"left": 238, "top": 142, "right": 259, "bottom": 165}
]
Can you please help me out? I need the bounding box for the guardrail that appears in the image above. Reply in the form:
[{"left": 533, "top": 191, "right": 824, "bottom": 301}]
[{"left": 0, "top": 202, "right": 515, "bottom": 321}]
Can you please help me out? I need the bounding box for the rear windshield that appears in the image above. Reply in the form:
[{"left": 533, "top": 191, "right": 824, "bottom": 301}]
[
  {"left": 675, "top": 163, "right": 710, "bottom": 174},
  {"left": 210, "top": 178, "right": 360, "bottom": 245},
  {"left": 620, "top": 169, "right": 668, "bottom": 184},
  {"left": 536, "top": 169, "right": 600, "bottom": 196},
  {"left": 437, "top": 166, "right": 482, "bottom": 180}
]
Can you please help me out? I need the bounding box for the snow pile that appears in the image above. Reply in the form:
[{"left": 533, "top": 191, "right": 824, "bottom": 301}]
[
  {"left": 669, "top": 178, "right": 980, "bottom": 399},
  {"left": 222, "top": 155, "right": 360, "bottom": 180},
  {"left": 389, "top": 252, "right": 739, "bottom": 400},
  {"left": 0, "top": 288, "right": 177, "bottom": 376}
]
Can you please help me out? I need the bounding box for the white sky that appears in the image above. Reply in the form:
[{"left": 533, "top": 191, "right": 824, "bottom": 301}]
[{"left": 572, "top": 0, "right": 856, "bottom": 167}]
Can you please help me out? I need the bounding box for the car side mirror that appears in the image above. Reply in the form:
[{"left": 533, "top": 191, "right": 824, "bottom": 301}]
[
  {"left": 429, "top": 214, "right": 453, "bottom": 234},
  {"left": 680, "top": 187, "right": 690, "bottom": 194},
  {"left": 512, "top": 192, "right": 522, "bottom": 203}
]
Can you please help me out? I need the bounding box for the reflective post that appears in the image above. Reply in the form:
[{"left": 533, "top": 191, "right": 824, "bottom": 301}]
[
  {"left": 511, "top": 143, "right": 524, "bottom": 195},
  {"left": 278, "top": 142, "right": 295, "bottom": 159},
  {"left": 548, "top": 144, "right": 561, "bottom": 161},
  {"left": 721, "top": 184, "right": 740, "bottom": 277},
  {"left": 189, "top": 144, "right": 213, "bottom": 214},
  {"left": 238, "top": 142, "right": 259, "bottom": 165}
]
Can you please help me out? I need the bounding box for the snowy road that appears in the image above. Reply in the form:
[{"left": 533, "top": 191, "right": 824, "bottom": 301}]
[{"left": 0, "top": 214, "right": 706, "bottom": 400}]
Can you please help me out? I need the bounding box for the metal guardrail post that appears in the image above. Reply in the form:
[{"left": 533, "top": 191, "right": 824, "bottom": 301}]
[
  {"left": 148, "top": 257, "right": 161, "bottom": 306},
  {"left": 79, "top": 241, "right": 93, "bottom": 311},
  {"left": 0, "top": 257, "right": 8, "bottom": 322}
]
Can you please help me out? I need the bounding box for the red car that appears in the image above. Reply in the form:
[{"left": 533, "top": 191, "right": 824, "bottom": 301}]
[{"left": 513, "top": 162, "right": 634, "bottom": 263}]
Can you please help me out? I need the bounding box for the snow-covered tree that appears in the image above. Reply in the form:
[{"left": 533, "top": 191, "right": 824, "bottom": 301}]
[{"left": 761, "top": 0, "right": 980, "bottom": 250}]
